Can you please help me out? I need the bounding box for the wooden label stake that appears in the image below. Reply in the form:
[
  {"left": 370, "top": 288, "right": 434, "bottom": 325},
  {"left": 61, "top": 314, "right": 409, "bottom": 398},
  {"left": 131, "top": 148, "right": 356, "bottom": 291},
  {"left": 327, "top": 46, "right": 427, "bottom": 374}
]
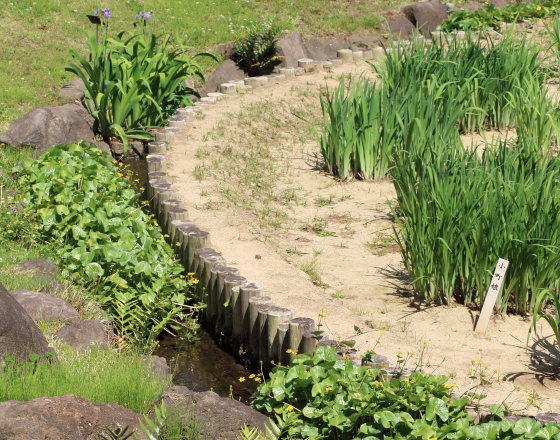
[{"left": 475, "top": 258, "right": 509, "bottom": 333}]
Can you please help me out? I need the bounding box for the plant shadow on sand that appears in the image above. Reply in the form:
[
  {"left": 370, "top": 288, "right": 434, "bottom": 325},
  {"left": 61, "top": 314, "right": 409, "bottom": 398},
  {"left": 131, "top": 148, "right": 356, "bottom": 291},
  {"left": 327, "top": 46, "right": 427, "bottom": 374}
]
[{"left": 505, "top": 331, "right": 560, "bottom": 388}]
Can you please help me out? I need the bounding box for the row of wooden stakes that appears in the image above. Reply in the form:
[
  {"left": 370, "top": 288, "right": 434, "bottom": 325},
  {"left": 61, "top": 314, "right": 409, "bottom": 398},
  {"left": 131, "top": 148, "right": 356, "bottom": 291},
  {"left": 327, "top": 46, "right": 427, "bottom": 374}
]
[{"left": 144, "top": 137, "right": 326, "bottom": 368}]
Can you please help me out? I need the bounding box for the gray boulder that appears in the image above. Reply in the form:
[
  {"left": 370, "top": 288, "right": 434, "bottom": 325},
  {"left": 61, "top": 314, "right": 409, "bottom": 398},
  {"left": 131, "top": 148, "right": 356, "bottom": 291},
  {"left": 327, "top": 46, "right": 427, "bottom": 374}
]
[
  {"left": 536, "top": 413, "right": 560, "bottom": 424},
  {"left": 14, "top": 258, "right": 59, "bottom": 286},
  {"left": 277, "top": 32, "right": 308, "bottom": 68},
  {"left": 0, "top": 104, "right": 95, "bottom": 157},
  {"left": 488, "top": 0, "right": 508, "bottom": 7},
  {"left": 347, "top": 34, "right": 382, "bottom": 50},
  {"left": 385, "top": 15, "right": 416, "bottom": 40},
  {"left": 461, "top": 1, "right": 486, "bottom": 11},
  {"left": 0, "top": 282, "right": 53, "bottom": 363},
  {"left": 160, "top": 385, "right": 273, "bottom": 440},
  {"left": 303, "top": 37, "right": 349, "bottom": 61},
  {"left": 55, "top": 320, "right": 108, "bottom": 350},
  {"left": 0, "top": 394, "right": 148, "bottom": 440},
  {"left": 15, "top": 258, "right": 59, "bottom": 275},
  {"left": 143, "top": 355, "right": 171, "bottom": 384},
  {"left": 402, "top": 0, "right": 449, "bottom": 36},
  {"left": 202, "top": 59, "right": 245, "bottom": 95},
  {"left": 9, "top": 290, "right": 79, "bottom": 323},
  {"left": 58, "top": 78, "right": 85, "bottom": 103}
]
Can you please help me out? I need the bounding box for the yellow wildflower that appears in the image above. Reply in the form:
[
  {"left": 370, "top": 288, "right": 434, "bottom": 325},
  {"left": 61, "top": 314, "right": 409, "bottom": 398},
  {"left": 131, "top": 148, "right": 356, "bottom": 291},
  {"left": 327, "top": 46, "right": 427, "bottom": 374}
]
[
  {"left": 355, "top": 392, "right": 361, "bottom": 396},
  {"left": 188, "top": 272, "right": 195, "bottom": 276},
  {"left": 536, "top": 6, "right": 541, "bottom": 10},
  {"left": 175, "top": 242, "right": 181, "bottom": 246},
  {"left": 249, "top": 374, "right": 256, "bottom": 379},
  {"left": 140, "top": 187, "right": 145, "bottom": 191},
  {"left": 239, "top": 377, "right": 246, "bottom": 382},
  {"left": 286, "top": 349, "right": 297, "bottom": 354},
  {"left": 287, "top": 405, "right": 294, "bottom": 412},
  {"left": 164, "top": 234, "right": 170, "bottom": 237},
  {"left": 319, "top": 307, "right": 326, "bottom": 311},
  {"left": 254, "top": 377, "right": 261, "bottom": 382},
  {"left": 326, "top": 387, "right": 333, "bottom": 391},
  {"left": 318, "top": 313, "right": 326, "bottom": 318},
  {"left": 191, "top": 279, "right": 199, "bottom": 284}
]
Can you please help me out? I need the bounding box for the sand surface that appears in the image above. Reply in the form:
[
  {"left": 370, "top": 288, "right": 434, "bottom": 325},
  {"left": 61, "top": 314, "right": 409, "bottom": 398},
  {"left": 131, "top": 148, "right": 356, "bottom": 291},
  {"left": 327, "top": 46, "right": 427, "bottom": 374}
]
[{"left": 167, "top": 60, "right": 560, "bottom": 415}]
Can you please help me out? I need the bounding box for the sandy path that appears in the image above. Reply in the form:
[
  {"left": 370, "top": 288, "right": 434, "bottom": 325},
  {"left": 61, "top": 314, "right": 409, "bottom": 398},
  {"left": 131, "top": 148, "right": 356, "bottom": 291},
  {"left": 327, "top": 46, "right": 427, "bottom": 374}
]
[{"left": 167, "top": 61, "right": 560, "bottom": 415}]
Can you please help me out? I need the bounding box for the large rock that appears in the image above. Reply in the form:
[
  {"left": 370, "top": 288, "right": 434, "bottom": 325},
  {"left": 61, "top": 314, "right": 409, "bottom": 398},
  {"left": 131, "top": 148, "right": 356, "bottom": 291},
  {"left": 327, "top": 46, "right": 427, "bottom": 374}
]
[
  {"left": 0, "top": 282, "right": 53, "bottom": 363},
  {"left": 0, "top": 104, "right": 95, "bottom": 157},
  {"left": 160, "top": 386, "right": 273, "bottom": 440},
  {"left": 488, "top": 0, "right": 507, "bottom": 7},
  {"left": 461, "top": 1, "right": 486, "bottom": 11},
  {"left": 277, "top": 32, "right": 308, "bottom": 68},
  {"left": 303, "top": 37, "right": 349, "bottom": 61},
  {"left": 347, "top": 34, "right": 382, "bottom": 50},
  {"left": 0, "top": 394, "right": 148, "bottom": 440},
  {"left": 385, "top": 14, "right": 416, "bottom": 40},
  {"left": 58, "top": 78, "right": 85, "bottom": 103},
  {"left": 9, "top": 290, "right": 79, "bottom": 323},
  {"left": 401, "top": 0, "right": 449, "bottom": 36},
  {"left": 202, "top": 59, "right": 245, "bottom": 95},
  {"left": 13, "top": 258, "right": 60, "bottom": 285},
  {"left": 55, "top": 320, "right": 108, "bottom": 350}
]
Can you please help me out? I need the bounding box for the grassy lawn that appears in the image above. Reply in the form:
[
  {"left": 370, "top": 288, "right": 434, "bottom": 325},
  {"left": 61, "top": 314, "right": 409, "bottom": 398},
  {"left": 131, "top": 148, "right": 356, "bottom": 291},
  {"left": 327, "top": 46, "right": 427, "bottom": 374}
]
[{"left": 0, "top": 0, "right": 403, "bottom": 132}]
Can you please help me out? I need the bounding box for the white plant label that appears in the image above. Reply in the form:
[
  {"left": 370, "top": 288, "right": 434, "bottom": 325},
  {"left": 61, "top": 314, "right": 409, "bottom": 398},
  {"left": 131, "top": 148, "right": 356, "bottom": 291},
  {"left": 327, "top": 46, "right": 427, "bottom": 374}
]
[{"left": 475, "top": 258, "right": 509, "bottom": 333}]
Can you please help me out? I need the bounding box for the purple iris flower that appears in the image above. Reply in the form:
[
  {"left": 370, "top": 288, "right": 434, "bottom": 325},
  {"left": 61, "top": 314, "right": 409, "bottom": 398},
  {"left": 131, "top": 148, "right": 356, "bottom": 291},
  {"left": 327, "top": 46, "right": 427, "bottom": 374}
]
[
  {"left": 94, "top": 8, "right": 111, "bottom": 19},
  {"left": 135, "top": 11, "right": 152, "bottom": 20}
]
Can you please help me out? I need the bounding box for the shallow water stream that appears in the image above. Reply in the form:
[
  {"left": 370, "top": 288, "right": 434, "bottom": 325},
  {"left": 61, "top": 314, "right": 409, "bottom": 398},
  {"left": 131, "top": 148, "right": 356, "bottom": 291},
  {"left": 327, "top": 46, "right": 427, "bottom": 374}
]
[{"left": 125, "top": 157, "right": 258, "bottom": 403}]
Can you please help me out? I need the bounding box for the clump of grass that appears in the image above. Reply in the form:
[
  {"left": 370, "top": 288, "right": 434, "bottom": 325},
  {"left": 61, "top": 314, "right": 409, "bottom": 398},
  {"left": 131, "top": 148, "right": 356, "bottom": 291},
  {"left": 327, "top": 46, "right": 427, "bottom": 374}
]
[
  {"left": 0, "top": 345, "right": 170, "bottom": 413},
  {"left": 299, "top": 257, "right": 322, "bottom": 285}
]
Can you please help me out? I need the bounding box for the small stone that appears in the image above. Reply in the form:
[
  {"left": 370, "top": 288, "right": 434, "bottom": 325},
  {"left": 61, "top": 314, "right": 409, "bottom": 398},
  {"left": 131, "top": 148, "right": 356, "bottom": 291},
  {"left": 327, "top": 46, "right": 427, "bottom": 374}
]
[{"left": 55, "top": 320, "right": 108, "bottom": 350}]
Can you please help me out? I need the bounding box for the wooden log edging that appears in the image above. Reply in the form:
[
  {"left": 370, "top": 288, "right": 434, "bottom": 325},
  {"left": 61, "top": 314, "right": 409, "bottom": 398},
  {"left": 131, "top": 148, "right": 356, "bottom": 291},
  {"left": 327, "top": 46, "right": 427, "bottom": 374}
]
[{"left": 143, "top": 54, "right": 394, "bottom": 369}]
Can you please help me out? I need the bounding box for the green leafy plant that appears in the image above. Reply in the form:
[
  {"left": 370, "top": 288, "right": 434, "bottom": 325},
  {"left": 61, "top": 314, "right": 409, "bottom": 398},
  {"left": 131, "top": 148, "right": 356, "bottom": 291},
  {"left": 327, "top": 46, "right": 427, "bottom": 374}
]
[
  {"left": 234, "top": 20, "right": 282, "bottom": 76},
  {"left": 16, "top": 141, "right": 203, "bottom": 350},
  {"left": 251, "top": 346, "right": 560, "bottom": 439},
  {"left": 66, "top": 20, "right": 214, "bottom": 151},
  {"left": 438, "top": 1, "right": 560, "bottom": 32}
]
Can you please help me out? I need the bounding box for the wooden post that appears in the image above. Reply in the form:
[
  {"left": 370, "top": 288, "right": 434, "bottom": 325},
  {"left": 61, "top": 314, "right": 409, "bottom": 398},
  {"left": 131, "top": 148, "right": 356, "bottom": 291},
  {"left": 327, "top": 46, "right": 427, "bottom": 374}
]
[
  {"left": 168, "top": 115, "right": 188, "bottom": 127},
  {"left": 147, "top": 141, "right": 167, "bottom": 154},
  {"left": 150, "top": 182, "right": 172, "bottom": 213},
  {"left": 160, "top": 199, "right": 184, "bottom": 233},
  {"left": 186, "top": 231, "right": 211, "bottom": 273},
  {"left": 288, "top": 317, "right": 315, "bottom": 357},
  {"left": 277, "top": 322, "right": 290, "bottom": 366},
  {"left": 222, "top": 275, "right": 247, "bottom": 335},
  {"left": 147, "top": 177, "right": 166, "bottom": 204},
  {"left": 175, "top": 223, "right": 200, "bottom": 268},
  {"left": 249, "top": 296, "right": 273, "bottom": 358},
  {"left": 234, "top": 283, "right": 262, "bottom": 348},
  {"left": 475, "top": 258, "right": 509, "bottom": 333},
  {"left": 146, "top": 171, "right": 166, "bottom": 197},
  {"left": 169, "top": 219, "right": 192, "bottom": 247},
  {"left": 212, "top": 267, "right": 240, "bottom": 329},
  {"left": 337, "top": 49, "right": 353, "bottom": 63},
  {"left": 155, "top": 189, "right": 177, "bottom": 224},
  {"left": 300, "top": 330, "right": 318, "bottom": 355},
  {"left": 298, "top": 58, "right": 314, "bottom": 72},
  {"left": 147, "top": 154, "right": 166, "bottom": 173},
  {"left": 267, "top": 307, "right": 293, "bottom": 364},
  {"left": 202, "top": 254, "right": 227, "bottom": 321},
  {"left": 194, "top": 248, "right": 219, "bottom": 285},
  {"left": 168, "top": 207, "right": 189, "bottom": 222}
]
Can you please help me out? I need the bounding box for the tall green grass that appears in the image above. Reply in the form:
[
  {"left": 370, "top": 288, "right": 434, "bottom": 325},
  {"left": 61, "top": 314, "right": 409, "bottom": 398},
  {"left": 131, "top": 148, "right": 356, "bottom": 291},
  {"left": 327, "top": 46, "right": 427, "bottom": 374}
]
[
  {"left": 320, "top": 34, "right": 560, "bottom": 312},
  {"left": 0, "top": 346, "right": 170, "bottom": 413}
]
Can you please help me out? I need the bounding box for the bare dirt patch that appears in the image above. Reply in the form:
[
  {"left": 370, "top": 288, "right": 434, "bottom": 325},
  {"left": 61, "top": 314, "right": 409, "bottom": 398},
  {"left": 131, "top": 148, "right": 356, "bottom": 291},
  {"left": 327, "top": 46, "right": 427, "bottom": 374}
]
[{"left": 168, "top": 61, "right": 560, "bottom": 414}]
